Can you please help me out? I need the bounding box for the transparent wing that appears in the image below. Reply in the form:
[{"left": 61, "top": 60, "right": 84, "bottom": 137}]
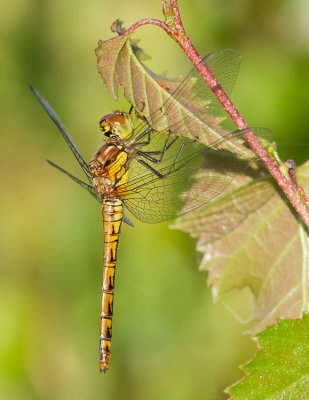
[
  {"left": 120, "top": 128, "right": 272, "bottom": 224},
  {"left": 131, "top": 48, "right": 241, "bottom": 146},
  {"left": 30, "top": 85, "right": 91, "bottom": 181},
  {"left": 172, "top": 177, "right": 276, "bottom": 244}
]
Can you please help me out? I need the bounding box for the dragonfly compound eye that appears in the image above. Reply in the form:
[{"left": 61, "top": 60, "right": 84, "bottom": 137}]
[{"left": 99, "top": 112, "right": 133, "bottom": 139}]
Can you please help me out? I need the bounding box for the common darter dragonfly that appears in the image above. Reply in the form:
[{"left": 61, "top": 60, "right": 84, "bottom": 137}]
[{"left": 31, "top": 48, "right": 270, "bottom": 372}]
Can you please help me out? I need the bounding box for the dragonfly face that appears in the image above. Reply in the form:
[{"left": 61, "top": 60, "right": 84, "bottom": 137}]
[{"left": 99, "top": 111, "right": 134, "bottom": 140}]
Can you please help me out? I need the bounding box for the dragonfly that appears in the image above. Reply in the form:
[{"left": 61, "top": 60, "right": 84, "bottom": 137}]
[{"left": 31, "top": 48, "right": 271, "bottom": 373}]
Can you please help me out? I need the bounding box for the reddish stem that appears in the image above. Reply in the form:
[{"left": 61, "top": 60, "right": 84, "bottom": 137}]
[
  {"left": 124, "top": 1, "right": 309, "bottom": 229},
  {"left": 124, "top": 18, "right": 173, "bottom": 37},
  {"left": 170, "top": 0, "right": 185, "bottom": 32}
]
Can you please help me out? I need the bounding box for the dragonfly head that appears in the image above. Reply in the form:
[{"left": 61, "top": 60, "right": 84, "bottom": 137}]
[{"left": 99, "top": 112, "right": 133, "bottom": 140}]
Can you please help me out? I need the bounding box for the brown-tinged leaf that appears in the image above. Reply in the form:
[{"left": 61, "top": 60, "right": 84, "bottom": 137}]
[
  {"left": 95, "top": 35, "right": 252, "bottom": 157},
  {"left": 96, "top": 33, "right": 129, "bottom": 99},
  {"left": 171, "top": 162, "right": 309, "bottom": 334}
]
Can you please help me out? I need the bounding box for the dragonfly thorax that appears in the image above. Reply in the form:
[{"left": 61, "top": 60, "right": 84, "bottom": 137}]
[
  {"left": 89, "top": 143, "right": 129, "bottom": 198},
  {"left": 99, "top": 111, "right": 133, "bottom": 140}
]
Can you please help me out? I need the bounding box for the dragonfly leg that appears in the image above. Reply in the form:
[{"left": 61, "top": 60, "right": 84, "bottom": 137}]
[
  {"left": 136, "top": 140, "right": 189, "bottom": 178},
  {"left": 129, "top": 103, "right": 146, "bottom": 120},
  {"left": 136, "top": 158, "right": 164, "bottom": 178},
  {"left": 136, "top": 131, "right": 179, "bottom": 164},
  {"left": 135, "top": 136, "right": 193, "bottom": 178},
  {"left": 131, "top": 127, "right": 152, "bottom": 146},
  {"left": 128, "top": 104, "right": 134, "bottom": 115},
  {"left": 166, "top": 141, "right": 193, "bottom": 174}
]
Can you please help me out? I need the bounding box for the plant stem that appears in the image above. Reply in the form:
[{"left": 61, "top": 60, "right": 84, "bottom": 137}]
[
  {"left": 125, "top": 18, "right": 173, "bottom": 37},
  {"left": 123, "top": 1, "right": 309, "bottom": 229}
]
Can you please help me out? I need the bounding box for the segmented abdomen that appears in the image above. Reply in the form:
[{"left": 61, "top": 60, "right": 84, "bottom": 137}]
[{"left": 99, "top": 198, "right": 123, "bottom": 373}]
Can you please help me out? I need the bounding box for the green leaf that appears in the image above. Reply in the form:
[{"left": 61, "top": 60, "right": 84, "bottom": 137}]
[
  {"left": 226, "top": 314, "right": 309, "bottom": 400},
  {"left": 172, "top": 162, "right": 309, "bottom": 333},
  {"left": 95, "top": 34, "right": 252, "bottom": 157}
]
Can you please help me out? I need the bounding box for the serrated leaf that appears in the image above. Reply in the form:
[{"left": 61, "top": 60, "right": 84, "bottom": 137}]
[
  {"left": 95, "top": 34, "right": 251, "bottom": 157},
  {"left": 226, "top": 315, "right": 309, "bottom": 400},
  {"left": 172, "top": 162, "right": 309, "bottom": 333},
  {"left": 96, "top": 33, "right": 129, "bottom": 99}
]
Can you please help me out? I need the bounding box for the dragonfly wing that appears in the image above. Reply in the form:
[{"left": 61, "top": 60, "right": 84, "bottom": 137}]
[
  {"left": 47, "top": 159, "right": 101, "bottom": 203},
  {"left": 172, "top": 177, "right": 276, "bottom": 244},
  {"left": 30, "top": 86, "right": 91, "bottom": 181},
  {"left": 123, "top": 149, "right": 248, "bottom": 223},
  {"left": 121, "top": 128, "right": 273, "bottom": 224},
  {"left": 132, "top": 49, "right": 241, "bottom": 146},
  {"left": 160, "top": 48, "right": 241, "bottom": 117}
]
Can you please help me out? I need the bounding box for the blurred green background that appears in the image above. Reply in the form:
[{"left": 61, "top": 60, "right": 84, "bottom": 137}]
[{"left": 1, "top": 0, "right": 308, "bottom": 399}]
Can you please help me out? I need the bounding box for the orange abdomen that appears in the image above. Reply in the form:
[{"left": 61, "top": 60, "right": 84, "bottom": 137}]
[{"left": 99, "top": 198, "right": 123, "bottom": 373}]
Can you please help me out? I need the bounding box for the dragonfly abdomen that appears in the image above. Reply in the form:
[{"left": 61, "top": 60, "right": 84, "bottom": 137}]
[{"left": 100, "top": 198, "right": 123, "bottom": 373}]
